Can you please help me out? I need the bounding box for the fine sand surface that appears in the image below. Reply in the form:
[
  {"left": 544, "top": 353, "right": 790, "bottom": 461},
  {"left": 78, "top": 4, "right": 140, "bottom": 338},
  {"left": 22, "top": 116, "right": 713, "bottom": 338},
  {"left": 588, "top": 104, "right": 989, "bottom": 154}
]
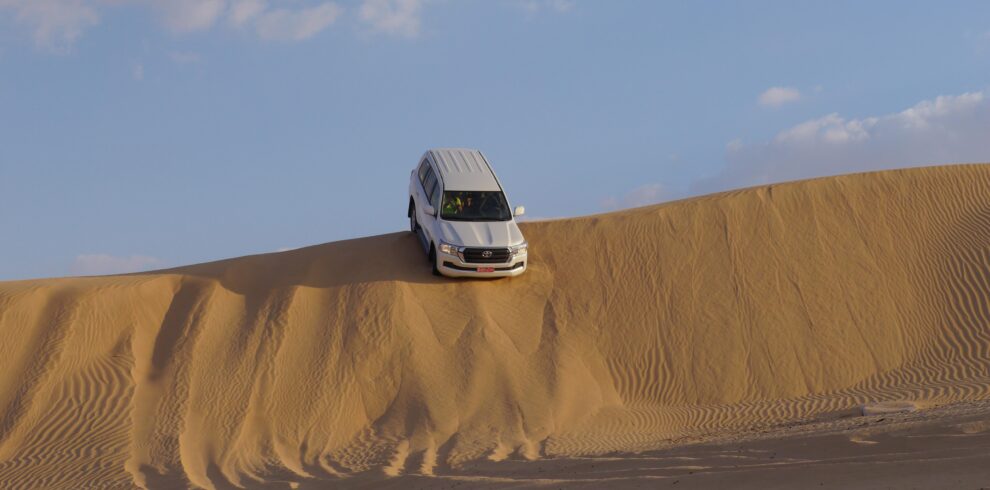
[
  {"left": 361, "top": 398, "right": 990, "bottom": 489},
  {"left": 1, "top": 164, "right": 990, "bottom": 489}
]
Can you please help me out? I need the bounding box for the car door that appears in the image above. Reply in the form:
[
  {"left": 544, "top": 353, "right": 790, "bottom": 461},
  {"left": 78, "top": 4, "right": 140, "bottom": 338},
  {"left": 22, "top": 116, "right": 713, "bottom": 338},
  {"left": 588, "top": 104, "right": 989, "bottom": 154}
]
[
  {"left": 413, "top": 159, "right": 430, "bottom": 212},
  {"left": 418, "top": 165, "right": 440, "bottom": 244}
]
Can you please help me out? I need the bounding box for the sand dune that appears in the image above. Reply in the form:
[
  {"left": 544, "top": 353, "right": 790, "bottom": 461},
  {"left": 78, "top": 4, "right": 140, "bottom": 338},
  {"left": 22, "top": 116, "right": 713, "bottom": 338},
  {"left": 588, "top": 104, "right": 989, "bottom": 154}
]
[{"left": 1, "top": 164, "right": 990, "bottom": 488}]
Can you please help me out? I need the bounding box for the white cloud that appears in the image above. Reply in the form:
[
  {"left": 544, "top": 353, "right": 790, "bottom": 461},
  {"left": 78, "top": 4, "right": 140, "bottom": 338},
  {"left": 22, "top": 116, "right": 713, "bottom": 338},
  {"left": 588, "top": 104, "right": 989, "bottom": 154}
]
[
  {"left": 228, "top": 0, "right": 266, "bottom": 27},
  {"left": 132, "top": 62, "right": 144, "bottom": 80},
  {"left": 758, "top": 86, "right": 802, "bottom": 108},
  {"left": 1, "top": 0, "right": 584, "bottom": 49},
  {"left": 71, "top": 254, "right": 163, "bottom": 276},
  {"left": 696, "top": 90, "right": 990, "bottom": 194},
  {"left": 1, "top": 0, "right": 343, "bottom": 47},
  {"left": 153, "top": 0, "right": 344, "bottom": 39},
  {"left": 3, "top": 0, "right": 580, "bottom": 47},
  {"left": 254, "top": 3, "right": 342, "bottom": 41},
  {"left": 773, "top": 113, "right": 874, "bottom": 144},
  {"left": 602, "top": 183, "right": 668, "bottom": 211},
  {"left": 359, "top": 0, "right": 423, "bottom": 37},
  {"left": 154, "top": 0, "right": 226, "bottom": 32},
  {"left": 0, "top": 0, "right": 99, "bottom": 51}
]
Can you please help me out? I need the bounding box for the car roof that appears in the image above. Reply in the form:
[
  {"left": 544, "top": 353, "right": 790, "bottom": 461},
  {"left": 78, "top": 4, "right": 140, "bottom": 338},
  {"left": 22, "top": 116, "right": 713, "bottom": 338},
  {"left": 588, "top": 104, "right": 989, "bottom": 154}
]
[{"left": 428, "top": 148, "right": 502, "bottom": 192}]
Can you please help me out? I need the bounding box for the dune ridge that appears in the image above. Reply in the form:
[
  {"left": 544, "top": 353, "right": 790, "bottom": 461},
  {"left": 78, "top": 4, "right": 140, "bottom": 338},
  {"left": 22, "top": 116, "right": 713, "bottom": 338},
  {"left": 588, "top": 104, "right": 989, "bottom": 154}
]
[{"left": 1, "top": 164, "right": 990, "bottom": 488}]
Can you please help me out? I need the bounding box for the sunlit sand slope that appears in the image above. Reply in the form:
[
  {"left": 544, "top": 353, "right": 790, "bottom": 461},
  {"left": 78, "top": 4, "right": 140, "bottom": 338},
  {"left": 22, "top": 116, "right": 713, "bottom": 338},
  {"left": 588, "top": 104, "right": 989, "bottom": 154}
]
[{"left": 1, "top": 164, "right": 989, "bottom": 488}]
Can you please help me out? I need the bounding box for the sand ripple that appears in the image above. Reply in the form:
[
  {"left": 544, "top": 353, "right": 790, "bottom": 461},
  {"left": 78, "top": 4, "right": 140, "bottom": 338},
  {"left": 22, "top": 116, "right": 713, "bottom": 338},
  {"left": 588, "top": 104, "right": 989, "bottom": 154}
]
[{"left": 1, "top": 164, "right": 990, "bottom": 488}]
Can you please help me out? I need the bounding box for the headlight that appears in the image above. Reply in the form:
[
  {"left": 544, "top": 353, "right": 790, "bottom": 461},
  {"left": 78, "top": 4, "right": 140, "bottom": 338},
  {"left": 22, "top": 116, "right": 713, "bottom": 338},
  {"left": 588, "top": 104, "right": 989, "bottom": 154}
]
[
  {"left": 438, "top": 242, "right": 459, "bottom": 255},
  {"left": 511, "top": 242, "right": 528, "bottom": 256}
]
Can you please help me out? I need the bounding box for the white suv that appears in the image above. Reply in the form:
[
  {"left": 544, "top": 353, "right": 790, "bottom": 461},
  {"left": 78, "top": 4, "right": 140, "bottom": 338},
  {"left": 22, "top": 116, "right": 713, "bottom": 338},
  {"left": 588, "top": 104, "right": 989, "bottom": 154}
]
[{"left": 408, "top": 148, "right": 528, "bottom": 277}]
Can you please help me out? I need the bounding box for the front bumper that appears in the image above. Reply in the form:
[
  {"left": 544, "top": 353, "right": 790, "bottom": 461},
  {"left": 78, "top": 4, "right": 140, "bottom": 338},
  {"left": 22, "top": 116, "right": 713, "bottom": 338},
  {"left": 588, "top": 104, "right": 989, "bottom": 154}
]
[{"left": 437, "top": 249, "right": 527, "bottom": 278}]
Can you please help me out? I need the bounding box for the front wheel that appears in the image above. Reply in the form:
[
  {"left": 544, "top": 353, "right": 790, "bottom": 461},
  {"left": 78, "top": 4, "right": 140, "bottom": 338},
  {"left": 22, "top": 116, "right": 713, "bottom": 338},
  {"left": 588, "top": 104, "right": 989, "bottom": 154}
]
[
  {"left": 409, "top": 203, "right": 418, "bottom": 233},
  {"left": 428, "top": 245, "right": 440, "bottom": 276}
]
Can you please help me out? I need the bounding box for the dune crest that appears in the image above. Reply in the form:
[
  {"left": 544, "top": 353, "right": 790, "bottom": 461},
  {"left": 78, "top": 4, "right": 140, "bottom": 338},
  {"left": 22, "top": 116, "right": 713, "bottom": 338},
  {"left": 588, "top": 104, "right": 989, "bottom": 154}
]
[{"left": 2, "top": 164, "right": 990, "bottom": 488}]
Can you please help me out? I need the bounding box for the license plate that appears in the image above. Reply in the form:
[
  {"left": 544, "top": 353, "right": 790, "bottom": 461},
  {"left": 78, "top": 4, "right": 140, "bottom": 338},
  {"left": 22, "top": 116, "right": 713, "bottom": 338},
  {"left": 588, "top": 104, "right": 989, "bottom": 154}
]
[{"left": 477, "top": 267, "right": 495, "bottom": 273}]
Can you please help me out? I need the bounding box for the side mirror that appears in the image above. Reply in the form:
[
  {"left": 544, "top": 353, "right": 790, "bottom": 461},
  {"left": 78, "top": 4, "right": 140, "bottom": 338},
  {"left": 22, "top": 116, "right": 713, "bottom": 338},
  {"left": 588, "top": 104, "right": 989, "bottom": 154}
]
[
  {"left": 423, "top": 204, "right": 436, "bottom": 216},
  {"left": 514, "top": 205, "right": 525, "bottom": 217}
]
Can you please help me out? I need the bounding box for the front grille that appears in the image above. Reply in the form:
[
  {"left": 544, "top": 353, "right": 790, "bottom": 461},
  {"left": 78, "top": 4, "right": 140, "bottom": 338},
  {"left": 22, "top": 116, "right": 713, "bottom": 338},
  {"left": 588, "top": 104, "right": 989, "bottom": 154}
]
[{"left": 462, "top": 247, "right": 511, "bottom": 263}]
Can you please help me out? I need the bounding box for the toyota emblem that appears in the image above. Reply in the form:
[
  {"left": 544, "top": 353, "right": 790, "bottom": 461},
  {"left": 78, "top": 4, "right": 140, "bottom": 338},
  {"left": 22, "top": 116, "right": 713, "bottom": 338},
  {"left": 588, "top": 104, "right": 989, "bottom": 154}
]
[{"left": 481, "top": 250, "right": 493, "bottom": 258}]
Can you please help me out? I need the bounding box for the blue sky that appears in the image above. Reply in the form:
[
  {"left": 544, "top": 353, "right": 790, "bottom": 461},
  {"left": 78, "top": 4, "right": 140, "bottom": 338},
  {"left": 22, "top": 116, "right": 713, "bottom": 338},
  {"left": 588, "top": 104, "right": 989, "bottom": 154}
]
[{"left": 1, "top": 0, "right": 989, "bottom": 280}]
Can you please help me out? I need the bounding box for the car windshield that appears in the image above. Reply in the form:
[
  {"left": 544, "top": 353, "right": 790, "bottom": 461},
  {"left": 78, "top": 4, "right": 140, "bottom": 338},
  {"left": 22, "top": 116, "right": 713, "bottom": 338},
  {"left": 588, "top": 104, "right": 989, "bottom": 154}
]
[{"left": 440, "top": 191, "right": 512, "bottom": 221}]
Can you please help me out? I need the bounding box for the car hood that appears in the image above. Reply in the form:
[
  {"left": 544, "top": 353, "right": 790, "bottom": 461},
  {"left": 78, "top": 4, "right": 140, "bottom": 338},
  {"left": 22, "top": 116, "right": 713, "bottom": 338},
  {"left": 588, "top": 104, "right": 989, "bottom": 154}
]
[{"left": 438, "top": 220, "right": 525, "bottom": 248}]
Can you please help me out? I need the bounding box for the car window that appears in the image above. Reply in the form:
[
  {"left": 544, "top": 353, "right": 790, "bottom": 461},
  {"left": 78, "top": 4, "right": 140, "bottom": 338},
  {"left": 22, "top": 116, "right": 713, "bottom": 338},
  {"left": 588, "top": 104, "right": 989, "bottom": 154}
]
[
  {"left": 440, "top": 191, "right": 512, "bottom": 221},
  {"left": 418, "top": 160, "right": 431, "bottom": 186},
  {"left": 423, "top": 168, "right": 436, "bottom": 196},
  {"left": 428, "top": 179, "right": 441, "bottom": 210}
]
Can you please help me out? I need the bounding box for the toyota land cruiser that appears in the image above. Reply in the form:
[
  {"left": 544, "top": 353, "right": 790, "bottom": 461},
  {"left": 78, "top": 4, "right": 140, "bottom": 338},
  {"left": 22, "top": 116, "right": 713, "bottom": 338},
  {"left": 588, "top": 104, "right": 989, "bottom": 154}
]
[{"left": 408, "top": 148, "right": 527, "bottom": 277}]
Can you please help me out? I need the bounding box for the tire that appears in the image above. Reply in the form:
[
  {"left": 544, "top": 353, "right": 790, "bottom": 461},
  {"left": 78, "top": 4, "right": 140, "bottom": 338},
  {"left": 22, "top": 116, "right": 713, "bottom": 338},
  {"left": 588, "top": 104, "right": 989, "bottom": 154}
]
[
  {"left": 429, "top": 245, "right": 441, "bottom": 276},
  {"left": 409, "top": 202, "right": 418, "bottom": 233}
]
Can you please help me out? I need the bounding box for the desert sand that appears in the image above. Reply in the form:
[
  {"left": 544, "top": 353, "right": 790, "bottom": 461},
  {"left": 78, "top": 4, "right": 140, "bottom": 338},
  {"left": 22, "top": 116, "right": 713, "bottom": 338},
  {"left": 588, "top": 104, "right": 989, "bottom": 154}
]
[{"left": 2, "top": 164, "right": 990, "bottom": 489}]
